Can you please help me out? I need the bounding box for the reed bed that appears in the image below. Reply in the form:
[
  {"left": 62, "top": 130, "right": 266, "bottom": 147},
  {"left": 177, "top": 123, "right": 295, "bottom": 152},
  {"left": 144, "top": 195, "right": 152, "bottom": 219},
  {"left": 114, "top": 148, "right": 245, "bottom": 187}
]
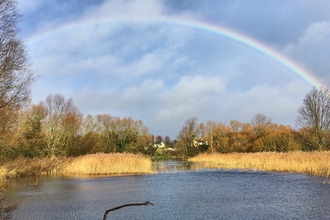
[
  {"left": 0, "top": 153, "right": 153, "bottom": 182},
  {"left": 0, "top": 157, "right": 63, "bottom": 177},
  {"left": 189, "top": 151, "right": 330, "bottom": 177},
  {"left": 62, "top": 153, "right": 153, "bottom": 175},
  {"left": 0, "top": 167, "right": 6, "bottom": 190}
]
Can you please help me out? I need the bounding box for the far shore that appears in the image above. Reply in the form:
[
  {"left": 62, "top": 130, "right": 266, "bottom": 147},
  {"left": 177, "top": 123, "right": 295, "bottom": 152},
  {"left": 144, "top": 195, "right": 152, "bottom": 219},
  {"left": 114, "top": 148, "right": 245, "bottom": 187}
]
[
  {"left": 2, "top": 151, "right": 330, "bottom": 189},
  {"left": 189, "top": 151, "right": 330, "bottom": 178}
]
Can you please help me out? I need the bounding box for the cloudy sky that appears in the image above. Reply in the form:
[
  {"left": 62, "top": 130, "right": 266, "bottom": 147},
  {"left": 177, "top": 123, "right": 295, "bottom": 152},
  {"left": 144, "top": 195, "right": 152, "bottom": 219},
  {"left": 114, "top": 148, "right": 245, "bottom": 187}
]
[{"left": 17, "top": 0, "right": 330, "bottom": 138}]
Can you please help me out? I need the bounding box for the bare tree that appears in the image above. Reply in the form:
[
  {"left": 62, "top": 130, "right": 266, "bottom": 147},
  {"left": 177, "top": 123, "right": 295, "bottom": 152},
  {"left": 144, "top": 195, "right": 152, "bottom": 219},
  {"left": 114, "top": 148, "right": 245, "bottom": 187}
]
[
  {"left": 155, "top": 135, "right": 163, "bottom": 144},
  {"left": 0, "top": 0, "right": 36, "bottom": 110},
  {"left": 251, "top": 113, "right": 272, "bottom": 138},
  {"left": 91, "top": 114, "right": 150, "bottom": 153},
  {"left": 177, "top": 117, "right": 198, "bottom": 156},
  {"left": 164, "top": 136, "right": 171, "bottom": 146},
  {"left": 251, "top": 113, "right": 272, "bottom": 126},
  {"left": 296, "top": 87, "right": 330, "bottom": 150},
  {"left": 43, "top": 94, "right": 83, "bottom": 156},
  {"left": 83, "top": 114, "right": 97, "bottom": 134}
]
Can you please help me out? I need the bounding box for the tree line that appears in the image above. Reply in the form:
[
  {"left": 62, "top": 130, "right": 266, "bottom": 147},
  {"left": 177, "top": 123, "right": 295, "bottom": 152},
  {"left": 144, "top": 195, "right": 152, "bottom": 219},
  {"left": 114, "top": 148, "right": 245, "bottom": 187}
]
[
  {"left": 1, "top": 87, "right": 329, "bottom": 161},
  {"left": 0, "top": 93, "right": 154, "bottom": 160},
  {"left": 174, "top": 87, "right": 330, "bottom": 157}
]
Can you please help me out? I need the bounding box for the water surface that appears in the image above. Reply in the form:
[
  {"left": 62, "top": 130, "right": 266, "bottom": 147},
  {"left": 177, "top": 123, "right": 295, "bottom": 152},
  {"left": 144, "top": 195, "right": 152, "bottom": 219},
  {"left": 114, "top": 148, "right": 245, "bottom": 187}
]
[{"left": 6, "top": 160, "right": 330, "bottom": 219}]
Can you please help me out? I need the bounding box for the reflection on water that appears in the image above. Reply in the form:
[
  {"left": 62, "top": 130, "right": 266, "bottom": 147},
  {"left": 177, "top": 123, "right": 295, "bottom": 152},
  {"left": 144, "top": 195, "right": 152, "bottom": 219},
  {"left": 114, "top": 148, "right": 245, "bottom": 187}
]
[
  {"left": 153, "top": 159, "right": 203, "bottom": 172},
  {"left": 5, "top": 160, "right": 330, "bottom": 220}
]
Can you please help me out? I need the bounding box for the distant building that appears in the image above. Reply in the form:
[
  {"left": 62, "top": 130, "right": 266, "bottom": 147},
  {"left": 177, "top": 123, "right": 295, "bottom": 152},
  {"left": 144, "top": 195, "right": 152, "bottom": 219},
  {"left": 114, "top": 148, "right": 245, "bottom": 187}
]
[{"left": 153, "top": 141, "right": 165, "bottom": 148}]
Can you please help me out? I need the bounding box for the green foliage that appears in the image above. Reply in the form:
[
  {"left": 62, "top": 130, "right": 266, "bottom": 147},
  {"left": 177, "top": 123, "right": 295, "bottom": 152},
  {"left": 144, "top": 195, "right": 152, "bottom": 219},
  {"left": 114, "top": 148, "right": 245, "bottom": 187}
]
[
  {"left": 144, "top": 146, "right": 157, "bottom": 156},
  {"left": 153, "top": 154, "right": 168, "bottom": 161}
]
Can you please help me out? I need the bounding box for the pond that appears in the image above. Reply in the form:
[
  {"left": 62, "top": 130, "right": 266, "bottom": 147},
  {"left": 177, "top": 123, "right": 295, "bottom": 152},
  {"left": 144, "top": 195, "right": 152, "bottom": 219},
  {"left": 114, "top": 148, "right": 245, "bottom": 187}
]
[{"left": 5, "top": 159, "right": 330, "bottom": 219}]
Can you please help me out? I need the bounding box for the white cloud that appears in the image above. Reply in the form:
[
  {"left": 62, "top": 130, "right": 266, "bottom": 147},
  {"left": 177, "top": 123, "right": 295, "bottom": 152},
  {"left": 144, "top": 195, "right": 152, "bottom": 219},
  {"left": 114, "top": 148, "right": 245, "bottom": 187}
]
[
  {"left": 296, "top": 21, "right": 330, "bottom": 45},
  {"left": 124, "top": 52, "right": 164, "bottom": 76},
  {"left": 283, "top": 21, "right": 330, "bottom": 53},
  {"left": 158, "top": 75, "right": 225, "bottom": 120},
  {"left": 73, "top": 79, "right": 163, "bottom": 116},
  {"left": 121, "top": 79, "right": 164, "bottom": 105},
  {"left": 282, "top": 21, "right": 330, "bottom": 84},
  {"left": 218, "top": 81, "right": 310, "bottom": 125}
]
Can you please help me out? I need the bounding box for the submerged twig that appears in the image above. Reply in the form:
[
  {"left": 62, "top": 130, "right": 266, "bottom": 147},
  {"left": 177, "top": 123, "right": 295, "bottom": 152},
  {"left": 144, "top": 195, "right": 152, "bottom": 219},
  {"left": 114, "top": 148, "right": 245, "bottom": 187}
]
[{"left": 103, "top": 201, "right": 154, "bottom": 220}]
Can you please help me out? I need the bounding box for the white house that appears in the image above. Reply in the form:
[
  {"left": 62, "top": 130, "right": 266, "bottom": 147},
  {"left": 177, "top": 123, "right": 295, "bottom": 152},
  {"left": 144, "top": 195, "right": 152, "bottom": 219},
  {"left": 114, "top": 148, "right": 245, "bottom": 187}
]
[{"left": 153, "top": 141, "right": 165, "bottom": 148}]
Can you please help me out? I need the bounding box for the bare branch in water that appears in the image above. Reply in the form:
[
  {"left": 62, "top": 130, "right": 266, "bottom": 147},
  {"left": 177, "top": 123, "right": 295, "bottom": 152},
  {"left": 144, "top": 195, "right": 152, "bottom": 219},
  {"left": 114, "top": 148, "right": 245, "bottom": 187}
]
[{"left": 103, "top": 201, "right": 154, "bottom": 220}]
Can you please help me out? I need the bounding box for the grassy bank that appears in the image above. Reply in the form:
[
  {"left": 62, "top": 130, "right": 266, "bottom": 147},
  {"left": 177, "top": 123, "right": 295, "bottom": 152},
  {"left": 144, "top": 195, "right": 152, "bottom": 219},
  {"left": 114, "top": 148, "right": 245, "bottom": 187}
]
[
  {"left": 189, "top": 151, "right": 330, "bottom": 177},
  {"left": 0, "top": 153, "right": 153, "bottom": 186}
]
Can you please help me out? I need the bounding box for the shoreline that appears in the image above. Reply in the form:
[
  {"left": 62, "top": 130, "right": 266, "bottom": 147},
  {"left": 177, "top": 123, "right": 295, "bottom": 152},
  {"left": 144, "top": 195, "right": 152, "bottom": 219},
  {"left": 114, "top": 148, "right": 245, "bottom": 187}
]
[{"left": 189, "top": 151, "right": 330, "bottom": 178}]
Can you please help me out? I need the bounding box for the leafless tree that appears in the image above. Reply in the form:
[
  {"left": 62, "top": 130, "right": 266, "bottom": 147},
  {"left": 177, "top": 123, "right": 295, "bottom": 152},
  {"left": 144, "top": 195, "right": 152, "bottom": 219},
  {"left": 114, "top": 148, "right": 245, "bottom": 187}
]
[
  {"left": 164, "top": 135, "right": 171, "bottom": 146},
  {"left": 251, "top": 113, "right": 272, "bottom": 138},
  {"left": 296, "top": 87, "right": 330, "bottom": 150},
  {"left": 89, "top": 114, "right": 150, "bottom": 153},
  {"left": 42, "top": 94, "right": 83, "bottom": 156},
  {"left": 155, "top": 135, "right": 163, "bottom": 144},
  {"left": 251, "top": 113, "right": 272, "bottom": 126},
  {"left": 0, "top": 0, "right": 36, "bottom": 110},
  {"left": 177, "top": 117, "right": 198, "bottom": 156}
]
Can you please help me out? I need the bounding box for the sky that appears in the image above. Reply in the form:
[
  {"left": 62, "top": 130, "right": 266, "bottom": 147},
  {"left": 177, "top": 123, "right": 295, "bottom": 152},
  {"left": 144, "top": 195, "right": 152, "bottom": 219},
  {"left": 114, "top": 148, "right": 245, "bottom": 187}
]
[{"left": 16, "top": 0, "right": 330, "bottom": 138}]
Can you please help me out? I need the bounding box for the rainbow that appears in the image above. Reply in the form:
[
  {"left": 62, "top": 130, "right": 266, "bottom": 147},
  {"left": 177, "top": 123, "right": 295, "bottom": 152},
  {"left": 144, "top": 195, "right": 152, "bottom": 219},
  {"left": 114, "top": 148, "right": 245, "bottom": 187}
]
[{"left": 25, "top": 16, "right": 325, "bottom": 89}]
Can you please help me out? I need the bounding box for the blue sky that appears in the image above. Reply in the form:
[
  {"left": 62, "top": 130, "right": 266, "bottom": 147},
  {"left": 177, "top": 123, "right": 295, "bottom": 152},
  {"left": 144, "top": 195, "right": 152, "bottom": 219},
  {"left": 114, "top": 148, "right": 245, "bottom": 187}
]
[{"left": 17, "top": 0, "right": 330, "bottom": 138}]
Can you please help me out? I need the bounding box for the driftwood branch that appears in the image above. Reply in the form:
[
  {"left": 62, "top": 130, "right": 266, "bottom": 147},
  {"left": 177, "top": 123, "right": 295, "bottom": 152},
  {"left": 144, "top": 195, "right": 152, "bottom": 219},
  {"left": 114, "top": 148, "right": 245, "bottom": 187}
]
[{"left": 103, "top": 201, "right": 154, "bottom": 220}]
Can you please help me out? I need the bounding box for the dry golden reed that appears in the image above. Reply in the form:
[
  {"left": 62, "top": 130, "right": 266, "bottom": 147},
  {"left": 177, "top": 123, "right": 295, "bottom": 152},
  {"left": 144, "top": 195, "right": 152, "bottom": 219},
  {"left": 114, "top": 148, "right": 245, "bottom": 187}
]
[
  {"left": 62, "top": 153, "right": 153, "bottom": 175},
  {"left": 0, "top": 157, "right": 62, "bottom": 177},
  {"left": 0, "top": 153, "right": 153, "bottom": 181},
  {"left": 0, "top": 167, "right": 6, "bottom": 190},
  {"left": 189, "top": 151, "right": 330, "bottom": 177}
]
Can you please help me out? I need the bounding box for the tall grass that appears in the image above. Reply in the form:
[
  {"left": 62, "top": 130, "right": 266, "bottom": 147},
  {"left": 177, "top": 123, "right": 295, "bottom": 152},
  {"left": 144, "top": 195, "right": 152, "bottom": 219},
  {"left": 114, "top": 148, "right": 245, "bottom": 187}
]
[
  {"left": 189, "top": 151, "right": 330, "bottom": 177},
  {"left": 1, "top": 157, "right": 63, "bottom": 177},
  {"left": 0, "top": 167, "right": 6, "bottom": 190},
  {"left": 0, "top": 153, "right": 153, "bottom": 187},
  {"left": 62, "top": 153, "right": 153, "bottom": 175}
]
